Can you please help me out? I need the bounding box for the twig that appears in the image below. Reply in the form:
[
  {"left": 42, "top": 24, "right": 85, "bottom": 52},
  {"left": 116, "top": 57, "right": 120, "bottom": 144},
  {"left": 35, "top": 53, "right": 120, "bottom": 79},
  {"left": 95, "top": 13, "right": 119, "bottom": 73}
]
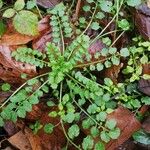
[{"left": 73, "top": 0, "right": 82, "bottom": 22}]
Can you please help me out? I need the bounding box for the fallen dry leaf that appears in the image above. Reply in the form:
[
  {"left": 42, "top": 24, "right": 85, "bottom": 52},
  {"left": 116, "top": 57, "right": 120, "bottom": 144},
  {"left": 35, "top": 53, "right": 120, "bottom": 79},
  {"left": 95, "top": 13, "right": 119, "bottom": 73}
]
[
  {"left": 8, "top": 130, "right": 32, "bottom": 150},
  {"left": 138, "top": 79, "right": 150, "bottom": 96},
  {"left": 32, "top": 16, "right": 52, "bottom": 52},
  {"left": 4, "top": 121, "right": 19, "bottom": 136},
  {"left": 135, "top": 4, "right": 150, "bottom": 40},
  {"left": 106, "top": 106, "right": 141, "bottom": 150},
  {"left": 0, "top": 21, "right": 34, "bottom": 46},
  {"left": 142, "top": 115, "right": 150, "bottom": 133},
  {"left": 37, "top": 107, "right": 66, "bottom": 150},
  {"left": 36, "top": 0, "right": 61, "bottom": 8}
]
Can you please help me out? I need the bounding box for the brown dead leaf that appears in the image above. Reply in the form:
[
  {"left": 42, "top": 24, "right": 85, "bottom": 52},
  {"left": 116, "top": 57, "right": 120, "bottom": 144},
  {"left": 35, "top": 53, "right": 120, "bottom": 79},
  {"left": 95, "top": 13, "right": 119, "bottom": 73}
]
[
  {"left": 106, "top": 106, "right": 141, "bottom": 150},
  {"left": 4, "top": 121, "right": 19, "bottom": 136},
  {"left": 142, "top": 115, "right": 150, "bottom": 133},
  {"left": 37, "top": 107, "right": 66, "bottom": 150},
  {"left": 8, "top": 131, "right": 32, "bottom": 150},
  {"left": 0, "top": 16, "right": 51, "bottom": 46},
  {"left": 135, "top": 4, "right": 150, "bottom": 40},
  {"left": 0, "top": 21, "right": 34, "bottom": 46},
  {"left": 138, "top": 79, "right": 150, "bottom": 96},
  {"left": 8, "top": 127, "right": 42, "bottom": 150},
  {"left": 0, "top": 45, "right": 37, "bottom": 83},
  {"left": 25, "top": 127, "right": 42, "bottom": 150},
  {"left": 32, "top": 16, "right": 51, "bottom": 52},
  {"left": 36, "top": 0, "right": 61, "bottom": 8},
  {"left": 88, "top": 40, "right": 105, "bottom": 54}
]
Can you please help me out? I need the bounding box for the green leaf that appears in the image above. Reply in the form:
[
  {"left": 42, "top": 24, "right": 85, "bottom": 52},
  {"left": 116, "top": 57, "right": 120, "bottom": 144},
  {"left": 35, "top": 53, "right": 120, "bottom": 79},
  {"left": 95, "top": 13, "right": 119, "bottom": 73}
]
[
  {"left": 17, "top": 108, "right": 26, "bottom": 118},
  {"left": 44, "top": 123, "right": 54, "bottom": 134},
  {"left": 63, "top": 112, "right": 75, "bottom": 123},
  {"left": 1, "top": 83, "right": 11, "bottom": 91},
  {"left": 108, "top": 127, "right": 120, "bottom": 139},
  {"left": 111, "top": 56, "right": 120, "bottom": 65},
  {"left": 47, "top": 101, "right": 55, "bottom": 107},
  {"left": 118, "top": 19, "right": 130, "bottom": 31},
  {"left": 133, "top": 130, "right": 150, "bottom": 145},
  {"left": 94, "top": 142, "right": 105, "bottom": 150},
  {"left": 101, "top": 48, "right": 109, "bottom": 56},
  {"left": 23, "top": 101, "right": 32, "bottom": 112},
  {"left": 82, "top": 136, "right": 94, "bottom": 150},
  {"left": 0, "top": 20, "right": 6, "bottom": 37},
  {"left": 62, "top": 94, "right": 70, "bottom": 104},
  {"left": 104, "top": 60, "right": 112, "bottom": 68},
  {"left": 96, "top": 63, "right": 104, "bottom": 71},
  {"left": 3, "top": 8, "right": 16, "bottom": 18},
  {"left": 14, "top": 0, "right": 25, "bottom": 11},
  {"left": 142, "top": 74, "right": 150, "bottom": 80},
  {"left": 91, "top": 22, "right": 100, "bottom": 30},
  {"left": 68, "top": 124, "right": 80, "bottom": 139},
  {"left": 105, "top": 119, "right": 117, "bottom": 130},
  {"left": 141, "top": 96, "right": 150, "bottom": 105},
  {"left": 83, "top": 5, "right": 91, "bottom": 12},
  {"left": 104, "top": 78, "right": 113, "bottom": 86},
  {"left": 140, "top": 55, "right": 148, "bottom": 64},
  {"left": 120, "top": 48, "right": 130, "bottom": 57},
  {"left": 90, "top": 126, "right": 99, "bottom": 137},
  {"left": 0, "top": 0, "right": 3, "bottom": 9},
  {"left": 96, "top": 112, "right": 107, "bottom": 122},
  {"left": 13, "top": 10, "right": 38, "bottom": 36},
  {"left": 0, "top": 117, "right": 4, "bottom": 127},
  {"left": 26, "top": 0, "right": 36, "bottom": 9},
  {"left": 109, "top": 47, "right": 117, "bottom": 54},
  {"left": 95, "top": 12, "right": 105, "bottom": 19},
  {"left": 127, "top": 0, "right": 141, "bottom": 7},
  {"left": 49, "top": 111, "right": 57, "bottom": 117},
  {"left": 99, "top": 1, "right": 112, "bottom": 13},
  {"left": 100, "top": 131, "right": 110, "bottom": 143}
]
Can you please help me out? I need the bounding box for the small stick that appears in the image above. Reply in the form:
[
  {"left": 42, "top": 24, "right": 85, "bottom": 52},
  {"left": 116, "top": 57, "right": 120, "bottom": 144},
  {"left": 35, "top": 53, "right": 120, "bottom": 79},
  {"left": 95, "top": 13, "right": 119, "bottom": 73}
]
[{"left": 73, "top": 0, "right": 81, "bottom": 21}]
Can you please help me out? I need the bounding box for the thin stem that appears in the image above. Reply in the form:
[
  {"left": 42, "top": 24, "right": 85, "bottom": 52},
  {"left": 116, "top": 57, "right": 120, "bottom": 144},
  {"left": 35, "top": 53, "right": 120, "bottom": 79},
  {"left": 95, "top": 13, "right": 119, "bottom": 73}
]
[
  {"left": 58, "top": 17, "right": 65, "bottom": 55},
  {"left": 66, "top": 74, "right": 85, "bottom": 88},
  {"left": 91, "top": 14, "right": 117, "bottom": 44},
  {"left": 114, "top": 0, "right": 120, "bottom": 40},
  {"left": 0, "top": 72, "right": 49, "bottom": 108},
  {"left": 91, "top": 0, "right": 124, "bottom": 44},
  {"left": 68, "top": 0, "right": 75, "bottom": 13},
  {"left": 35, "top": 0, "right": 43, "bottom": 19},
  {"left": 110, "top": 31, "right": 125, "bottom": 47},
  {"left": 59, "top": 82, "right": 63, "bottom": 103},
  {"left": 73, "top": 98, "right": 107, "bottom": 131},
  {"left": 75, "top": 57, "right": 109, "bottom": 68},
  {"left": 60, "top": 120, "right": 81, "bottom": 150},
  {"left": 80, "top": 3, "right": 98, "bottom": 36},
  {"left": 15, "top": 80, "right": 49, "bottom": 112}
]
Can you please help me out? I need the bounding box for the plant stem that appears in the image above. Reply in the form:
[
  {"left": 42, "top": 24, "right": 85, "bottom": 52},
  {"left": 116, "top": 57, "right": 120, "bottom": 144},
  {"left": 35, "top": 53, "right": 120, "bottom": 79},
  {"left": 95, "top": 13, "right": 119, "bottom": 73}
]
[
  {"left": 0, "top": 72, "right": 49, "bottom": 108},
  {"left": 91, "top": 0, "right": 124, "bottom": 44},
  {"left": 80, "top": 2, "right": 98, "bottom": 36},
  {"left": 60, "top": 120, "right": 81, "bottom": 149},
  {"left": 110, "top": 31, "right": 125, "bottom": 47}
]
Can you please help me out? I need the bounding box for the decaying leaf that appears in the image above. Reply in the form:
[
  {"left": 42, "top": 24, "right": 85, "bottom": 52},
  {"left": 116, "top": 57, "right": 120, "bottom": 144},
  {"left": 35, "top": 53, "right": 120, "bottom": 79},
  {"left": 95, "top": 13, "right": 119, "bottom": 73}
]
[
  {"left": 8, "top": 130, "right": 32, "bottom": 150},
  {"left": 106, "top": 106, "right": 141, "bottom": 150},
  {"left": 32, "top": 16, "right": 52, "bottom": 52},
  {"left": 8, "top": 127, "right": 42, "bottom": 150},
  {"left": 37, "top": 107, "right": 67, "bottom": 149},
  {"left": 36, "top": 0, "right": 61, "bottom": 8},
  {"left": 135, "top": 4, "right": 150, "bottom": 40},
  {"left": 0, "top": 22, "right": 34, "bottom": 46},
  {"left": 138, "top": 64, "right": 150, "bottom": 96}
]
